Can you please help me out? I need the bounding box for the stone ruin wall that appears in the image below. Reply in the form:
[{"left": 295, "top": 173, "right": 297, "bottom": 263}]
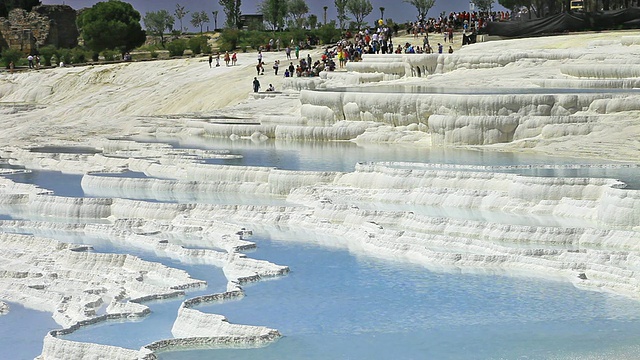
[
  {"left": 0, "top": 5, "right": 78, "bottom": 54},
  {"left": 34, "top": 5, "right": 79, "bottom": 48}
]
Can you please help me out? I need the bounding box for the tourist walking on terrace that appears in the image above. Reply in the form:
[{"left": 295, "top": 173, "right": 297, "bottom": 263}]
[
  {"left": 224, "top": 51, "right": 230, "bottom": 66},
  {"left": 253, "top": 77, "right": 261, "bottom": 92}
]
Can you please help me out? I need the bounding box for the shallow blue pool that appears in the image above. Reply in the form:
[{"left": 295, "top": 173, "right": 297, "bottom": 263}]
[
  {"left": 1, "top": 138, "right": 640, "bottom": 360},
  {"left": 158, "top": 229, "right": 640, "bottom": 360}
]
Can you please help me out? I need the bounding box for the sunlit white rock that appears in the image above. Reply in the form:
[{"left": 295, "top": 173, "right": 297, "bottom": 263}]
[{"left": 172, "top": 306, "right": 280, "bottom": 339}]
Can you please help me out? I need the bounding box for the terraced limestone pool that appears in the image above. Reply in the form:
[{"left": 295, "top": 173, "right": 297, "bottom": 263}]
[{"left": 2, "top": 138, "right": 640, "bottom": 359}]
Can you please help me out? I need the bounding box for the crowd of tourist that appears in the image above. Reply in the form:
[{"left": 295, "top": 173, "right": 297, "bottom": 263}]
[
  {"left": 245, "top": 9, "right": 511, "bottom": 89},
  {"left": 271, "top": 9, "right": 509, "bottom": 80},
  {"left": 407, "top": 10, "right": 511, "bottom": 38}
]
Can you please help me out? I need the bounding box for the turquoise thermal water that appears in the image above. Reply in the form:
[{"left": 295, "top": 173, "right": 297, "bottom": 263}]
[{"left": 1, "top": 139, "right": 640, "bottom": 359}]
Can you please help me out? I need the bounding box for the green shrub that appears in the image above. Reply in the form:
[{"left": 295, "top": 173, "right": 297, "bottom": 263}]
[
  {"left": 289, "top": 28, "right": 306, "bottom": 44},
  {"left": 136, "top": 44, "right": 161, "bottom": 52},
  {"left": 245, "top": 31, "right": 269, "bottom": 51},
  {"left": 150, "top": 50, "right": 159, "bottom": 59},
  {"left": 38, "top": 45, "right": 57, "bottom": 66},
  {"left": 167, "top": 39, "right": 187, "bottom": 57},
  {"left": 56, "top": 48, "right": 71, "bottom": 64},
  {"left": 70, "top": 48, "right": 87, "bottom": 64},
  {"left": 188, "top": 37, "right": 202, "bottom": 55},
  {"left": 101, "top": 49, "right": 120, "bottom": 61},
  {"left": 1, "top": 48, "right": 23, "bottom": 68},
  {"left": 188, "top": 36, "right": 210, "bottom": 55},
  {"left": 316, "top": 23, "right": 342, "bottom": 45}
]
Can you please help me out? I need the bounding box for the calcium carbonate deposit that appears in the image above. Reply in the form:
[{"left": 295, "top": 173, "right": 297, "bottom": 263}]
[{"left": 1, "top": 30, "right": 640, "bottom": 359}]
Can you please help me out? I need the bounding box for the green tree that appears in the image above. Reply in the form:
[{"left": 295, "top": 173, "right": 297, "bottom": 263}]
[
  {"left": 307, "top": 14, "right": 318, "bottom": 29},
  {"left": 497, "top": 0, "right": 522, "bottom": 11},
  {"left": 76, "top": 0, "right": 146, "bottom": 55},
  {"left": 334, "top": 0, "right": 349, "bottom": 30},
  {"left": 498, "top": 0, "right": 536, "bottom": 17},
  {"left": 174, "top": 4, "right": 189, "bottom": 33},
  {"left": 212, "top": 10, "right": 219, "bottom": 29},
  {"left": 346, "top": 0, "right": 372, "bottom": 30},
  {"left": 0, "top": 0, "right": 41, "bottom": 18},
  {"left": 473, "top": 0, "right": 494, "bottom": 12},
  {"left": 144, "top": 10, "right": 175, "bottom": 47},
  {"left": 403, "top": 0, "right": 436, "bottom": 21},
  {"left": 288, "top": 0, "right": 309, "bottom": 28},
  {"left": 219, "top": 0, "right": 242, "bottom": 29},
  {"left": 190, "top": 11, "right": 210, "bottom": 33},
  {"left": 260, "top": 0, "right": 288, "bottom": 31},
  {"left": 218, "top": 28, "right": 240, "bottom": 51}
]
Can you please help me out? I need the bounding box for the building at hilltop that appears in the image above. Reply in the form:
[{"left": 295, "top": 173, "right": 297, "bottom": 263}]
[{"left": 0, "top": 5, "right": 78, "bottom": 54}]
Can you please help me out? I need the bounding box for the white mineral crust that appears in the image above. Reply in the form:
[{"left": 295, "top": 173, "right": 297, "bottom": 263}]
[{"left": 1, "top": 29, "right": 640, "bottom": 359}]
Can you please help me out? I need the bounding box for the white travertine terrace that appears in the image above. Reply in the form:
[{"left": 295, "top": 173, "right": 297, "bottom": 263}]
[
  {"left": 1, "top": 30, "right": 640, "bottom": 358},
  {"left": 171, "top": 307, "right": 280, "bottom": 339},
  {"left": 0, "top": 232, "right": 204, "bottom": 326}
]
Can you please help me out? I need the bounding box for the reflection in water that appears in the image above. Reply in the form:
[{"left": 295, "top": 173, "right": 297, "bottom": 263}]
[
  {"left": 132, "top": 135, "right": 598, "bottom": 166},
  {"left": 132, "top": 135, "right": 640, "bottom": 189},
  {"left": 28, "top": 146, "right": 102, "bottom": 154},
  {"left": 4, "top": 170, "right": 84, "bottom": 197}
]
